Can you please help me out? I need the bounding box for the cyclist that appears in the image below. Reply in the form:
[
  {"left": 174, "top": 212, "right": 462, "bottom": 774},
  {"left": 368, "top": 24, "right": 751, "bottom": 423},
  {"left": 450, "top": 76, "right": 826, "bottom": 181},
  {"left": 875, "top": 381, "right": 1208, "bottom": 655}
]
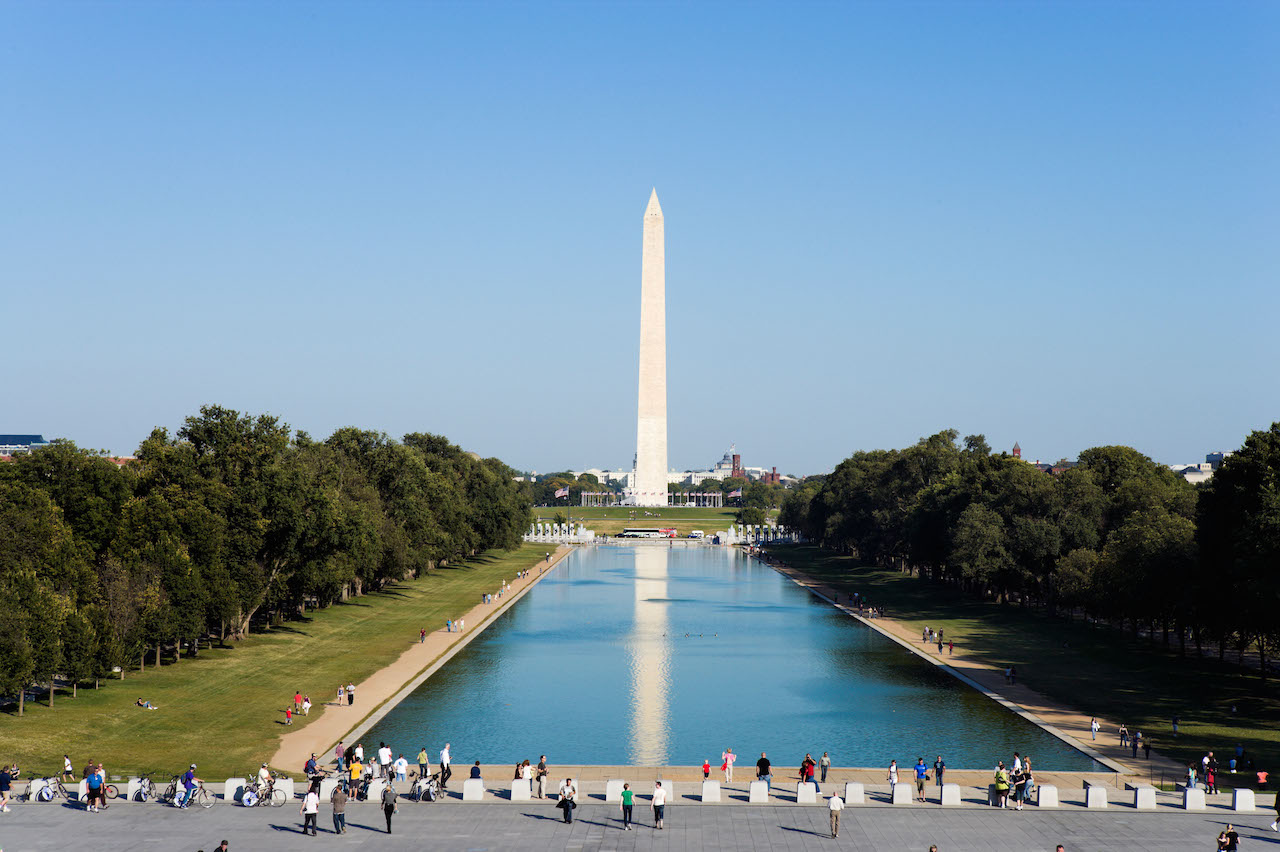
[
  {"left": 179, "top": 764, "right": 201, "bottom": 808},
  {"left": 257, "top": 763, "right": 273, "bottom": 790}
]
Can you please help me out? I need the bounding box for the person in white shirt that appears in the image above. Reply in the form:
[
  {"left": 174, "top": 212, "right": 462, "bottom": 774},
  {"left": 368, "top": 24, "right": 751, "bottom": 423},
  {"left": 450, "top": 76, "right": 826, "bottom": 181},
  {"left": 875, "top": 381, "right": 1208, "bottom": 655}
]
[
  {"left": 1012, "top": 753, "right": 1022, "bottom": 773},
  {"left": 393, "top": 755, "right": 408, "bottom": 782},
  {"left": 829, "top": 794, "right": 844, "bottom": 837},
  {"left": 652, "top": 781, "right": 667, "bottom": 829},
  {"left": 63, "top": 755, "right": 74, "bottom": 781},
  {"left": 378, "top": 743, "right": 393, "bottom": 779},
  {"left": 300, "top": 788, "right": 320, "bottom": 836},
  {"left": 258, "top": 763, "right": 272, "bottom": 787},
  {"left": 439, "top": 744, "right": 452, "bottom": 789},
  {"left": 887, "top": 759, "right": 899, "bottom": 795}
]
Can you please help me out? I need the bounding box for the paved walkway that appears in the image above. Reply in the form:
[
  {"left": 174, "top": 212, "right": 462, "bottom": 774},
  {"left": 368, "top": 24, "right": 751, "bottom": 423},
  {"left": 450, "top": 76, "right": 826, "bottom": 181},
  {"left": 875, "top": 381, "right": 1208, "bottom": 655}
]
[
  {"left": 3, "top": 794, "right": 1277, "bottom": 851},
  {"left": 271, "top": 547, "right": 571, "bottom": 772},
  {"left": 765, "top": 557, "right": 1186, "bottom": 782}
]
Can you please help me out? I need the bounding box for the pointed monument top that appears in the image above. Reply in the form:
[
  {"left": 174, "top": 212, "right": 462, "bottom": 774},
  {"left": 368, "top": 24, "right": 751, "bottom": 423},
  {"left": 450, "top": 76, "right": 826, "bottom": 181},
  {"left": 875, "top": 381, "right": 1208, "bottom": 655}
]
[{"left": 645, "top": 188, "right": 662, "bottom": 217}]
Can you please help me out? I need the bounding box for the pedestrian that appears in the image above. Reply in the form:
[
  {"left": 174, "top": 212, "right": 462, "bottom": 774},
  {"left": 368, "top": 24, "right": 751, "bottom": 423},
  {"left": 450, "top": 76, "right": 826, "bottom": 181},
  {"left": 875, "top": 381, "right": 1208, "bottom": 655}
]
[
  {"left": 354, "top": 743, "right": 365, "bottom": 767},
  {"left": 285, "top": 707, "right": 293, "bottom": 725},
  {"left": 420, "top": 628, "right": 427, "bottom": 643},
  {"left": 347, "top": 682, "right": 355, "bottom": 705},
  {"left": 1217, "top": 823, "right": 1239, "bottom": 851},
  {"left": 417, "top": 746, "right": 429, "bottom": 779},
  {"left": 394, "top": 754, "right": 408, "bottom": 782},
  {"left": 1010, "top": 666, "right": 1017, "bottom": 684},
  {"left": 934, "top": 755, "right": 946, "bottom": 789},
  {"left": 63, "top": 755, "right": 74, "bottom": 782},
  {"left": 536, "top": 755, "right": 548, "bottom": 798},
  {"left": 994, "top": 762, "right": 1010, "bottom": 808},
  {"left": 702, "top": 759, "right": 710, "bottom": 779},
  {"left": 652, "top": 780, "right": 666, "bottom": 829},
  {"left": 1090, "top": 718, "right": 1099, "bottom": 740},
  {"left": 377, "top": 742, "right": 392, "bottom": 779},
  {"left": 302, "top": 695, "right": 311, "bottom": 716},
  {"left": 330, "top": 782, "right": 348, "bottom": 834},
  {"left": 439, "top": 743, "right": 452, "bottom": 789},
  {"left": 828, "top": 792, "right": 843, "bottom": 837},
  {"left": 557, "top": 778, "right": 576, "bottom": 824},
  {"left": 336, "top": 684, "right": 344, "bottom": 705},
  {"left": 937, "top": 637, "right": 943, "bottom": 653},
  {"left": 914, "top": 757, "right": 928, "bottom": 802},
  {"left": 1132, "top": 735, "right": 1139, "bottom": 759},
  {"left": 1119, "top": 724, "right": 1129, "bottom": 747},
  {"left": 300, "top": 785, "right": 319, "bottom": 835},
  {"left": 620, "top": 782, "right": 634, "bottom": 830},
  {"left": 819, "top": 752, "right": 830, "bottom": 783},
  {"left": 335, "top": 741, "right": 345, "bottom": 771},
  {"left": 85, "top": 762, "right": 103, "bottom": 812},
  {"left": 381, "top": 780, "right": 397, "bottom": 834},
  {"left": 1172, "top": 715, "right": 1179, "bottom": 737},
  {"left": 887, "top": 759, "right": 898, "bottom": 799},
  {"left": 757, "top": 752, "right": 772, "bottom": 791},
  {"left": 948, "top": 641, "right": 954, "bottom": 655},
  {"left": 1004, "top": 667, "right": 1012, "bottom": 684},
  {"left": 0, "top": 763, "right": 11, "bottom": 813},
  {"left": 1270, "top": 788, "right": 1279, "bottom": 831},
  {"left": 294, "top": 691, "right": 302, "bottom": 712},
  {"left": 215, "top": 841, "right": 229, "bottom": 852},
  {"left": 722, "top": 747, "right": 736, "bottom": 783}
]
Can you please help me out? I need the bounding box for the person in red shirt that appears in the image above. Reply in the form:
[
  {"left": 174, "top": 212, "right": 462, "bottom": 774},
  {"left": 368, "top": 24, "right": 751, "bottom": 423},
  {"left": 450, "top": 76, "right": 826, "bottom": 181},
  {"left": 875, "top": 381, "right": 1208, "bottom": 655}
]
[
  {"left": 286, "top": 707, "right": 293, "bottom": 725},
  {"left": 702, "top": 760, "right": 710, "bottom": 779}
]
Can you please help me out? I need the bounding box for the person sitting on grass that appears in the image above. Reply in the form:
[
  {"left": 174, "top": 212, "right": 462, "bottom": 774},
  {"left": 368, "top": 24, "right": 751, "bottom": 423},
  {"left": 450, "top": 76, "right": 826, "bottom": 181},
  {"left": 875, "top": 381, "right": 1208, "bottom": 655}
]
[{"left": 135, "top": 698, "right": 158, "bottom": 710}]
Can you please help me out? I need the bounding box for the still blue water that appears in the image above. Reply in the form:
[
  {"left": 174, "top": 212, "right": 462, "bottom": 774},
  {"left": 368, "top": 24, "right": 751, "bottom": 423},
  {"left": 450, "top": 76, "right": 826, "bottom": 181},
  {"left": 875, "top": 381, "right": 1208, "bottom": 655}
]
[{"left": 364, "top": 546, "right": 1102, "bottom": 771}]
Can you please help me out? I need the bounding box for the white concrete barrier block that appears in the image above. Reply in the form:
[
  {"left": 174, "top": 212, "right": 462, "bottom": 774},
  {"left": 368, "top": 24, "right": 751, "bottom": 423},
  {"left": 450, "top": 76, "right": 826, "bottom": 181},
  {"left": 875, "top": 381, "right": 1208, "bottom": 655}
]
[
  {"left": 843, "top": 782, "right": 864, "bottom": 805},
  {"left": 318, "top": 777, "right": 340, "bottom": 801},
  {"left": 1183, "top": 788, "right": 1205, "bottom": 810},
  {"left": 749, "top": 780, "right": 769, "bottom": 803},
  {"left": 125, "top": 778, "right": 143, "bottom": 803},
  {"left": 275, "top": 776, "right": 295, "bottom": 801},
  {"left": 1085, "top": 785, "right": 1107, "bottom": 808},
  {"left": 29, "top": 778, "right": 49, "bottom": 802},
  {"left": 891, "top": 783, "right": 913, "bottom": 804},
  {"left": 509, "top": 779, "right": 531, "bottom": 801},
  {"left": 796, "top": 782, "right": 816, "bottom": 804},
  {"left": 1133, "top": 786, "right": 1157, "bottom": 809},
  {"left": 941, "top": 783, "right": 962, "bottom": 806},
  {"left": 701, "top": 780, "right": 721, "bottom": 803},
  {"left": 605, "top": 779, "right": 624, "bottom": 803},
  {"left": 224, "top": 778, "right": 247, "bottom": 802},
  {"left": 363, "top": 778, "right": 384, "bottom": 804},
  {"left": 463, "top": 778, "right": 485, "bottom": 801},
  {"left": 1232, "top": 788, "right": 1255, "bottom": 812},
  {"left": 1036, "top": 785, "right": 1059, "bottom": 808},
  {"left": 77, "top": 780, "right": 88, "bottom": 802}
]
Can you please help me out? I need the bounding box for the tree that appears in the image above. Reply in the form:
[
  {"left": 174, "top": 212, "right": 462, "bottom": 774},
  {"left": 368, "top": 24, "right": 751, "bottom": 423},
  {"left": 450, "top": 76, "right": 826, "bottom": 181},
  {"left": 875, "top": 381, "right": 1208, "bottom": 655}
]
[
  {"left": 60, "top": 609, "right": 97, "bottom": 697},
  {"left": 0, "top": 599, "right": 34, "bottom": 715}
]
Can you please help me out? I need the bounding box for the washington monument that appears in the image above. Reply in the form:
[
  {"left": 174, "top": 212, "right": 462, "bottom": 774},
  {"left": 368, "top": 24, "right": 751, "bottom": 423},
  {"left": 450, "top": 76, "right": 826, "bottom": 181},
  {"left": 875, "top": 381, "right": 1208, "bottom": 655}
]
[{"left": 630, "top": 189, "right": 668, "bottom": 507}]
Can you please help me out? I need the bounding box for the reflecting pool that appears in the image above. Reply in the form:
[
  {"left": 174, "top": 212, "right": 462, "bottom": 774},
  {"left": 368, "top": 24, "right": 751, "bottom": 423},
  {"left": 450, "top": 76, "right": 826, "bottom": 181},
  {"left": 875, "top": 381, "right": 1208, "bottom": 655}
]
[{"left": 363, "top": 546, "right": 1102, "bottom": 770}]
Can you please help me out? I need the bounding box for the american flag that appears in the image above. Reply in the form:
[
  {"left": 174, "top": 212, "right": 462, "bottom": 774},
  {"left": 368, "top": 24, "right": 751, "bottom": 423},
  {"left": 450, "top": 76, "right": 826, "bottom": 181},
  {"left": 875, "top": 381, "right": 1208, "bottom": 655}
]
[
  {"left": 728, "top": 488, "right": 742, "bottom": 498},
  {"left": 555, "top": 486, "right": 569, "bottom": 498}
]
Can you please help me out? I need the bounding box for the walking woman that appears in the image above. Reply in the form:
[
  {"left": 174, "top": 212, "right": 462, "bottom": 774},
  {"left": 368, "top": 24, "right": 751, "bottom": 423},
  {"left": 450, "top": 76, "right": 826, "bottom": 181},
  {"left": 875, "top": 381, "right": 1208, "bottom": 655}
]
[
  {"left": 722, "top": 748, "right": 736, "bottom": 783},
  {"left": 381, "top": 781, "right": 397, "bottom": 834},
  {"left": 620, "top": 782, "right": 634, "bottom": 830}
]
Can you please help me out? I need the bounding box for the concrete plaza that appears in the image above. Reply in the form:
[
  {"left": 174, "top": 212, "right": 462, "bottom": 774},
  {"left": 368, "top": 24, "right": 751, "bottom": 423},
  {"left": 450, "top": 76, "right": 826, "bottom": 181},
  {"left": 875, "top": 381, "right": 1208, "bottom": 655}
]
[{"left": 2, "top": 785, "right": 1276, "bottom": 852}]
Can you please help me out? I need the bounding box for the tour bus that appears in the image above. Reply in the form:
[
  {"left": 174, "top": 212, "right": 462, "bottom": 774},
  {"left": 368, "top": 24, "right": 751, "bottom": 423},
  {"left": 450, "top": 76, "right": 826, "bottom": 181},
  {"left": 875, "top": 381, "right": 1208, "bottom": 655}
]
[{"left": 618, "top": 527, "right": 677, "bottom": 538}]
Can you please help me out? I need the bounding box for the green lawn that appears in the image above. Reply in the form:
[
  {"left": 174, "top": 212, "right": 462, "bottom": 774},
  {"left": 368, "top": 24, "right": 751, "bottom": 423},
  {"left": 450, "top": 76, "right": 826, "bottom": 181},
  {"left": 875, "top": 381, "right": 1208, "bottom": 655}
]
[
  {"left": 0, "top": 545, "right": 548, "bottom": 780},
  {"left": 773, "top": 544, "right": 1280, "bottom": 788},
  {"left": 533, "top": 505, "right": 772, "bottom": 536}
]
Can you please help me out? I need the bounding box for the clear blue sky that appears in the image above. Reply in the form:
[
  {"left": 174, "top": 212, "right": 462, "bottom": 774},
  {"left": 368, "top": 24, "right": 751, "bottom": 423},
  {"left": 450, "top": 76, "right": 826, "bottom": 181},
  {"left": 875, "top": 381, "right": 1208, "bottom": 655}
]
[{"left": 4, "top": 1, "right": 1277, "bottom": 474}]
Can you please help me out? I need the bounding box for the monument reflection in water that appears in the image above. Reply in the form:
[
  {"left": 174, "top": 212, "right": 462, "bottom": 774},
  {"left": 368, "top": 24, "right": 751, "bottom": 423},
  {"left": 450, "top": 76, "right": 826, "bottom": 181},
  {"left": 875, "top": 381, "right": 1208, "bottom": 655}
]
[
  {"left": 628, "top": 547, "right": 671, "bottom": 764},
  {"left": 364, "top": 546, "right": 1102, "bottom": 771}
]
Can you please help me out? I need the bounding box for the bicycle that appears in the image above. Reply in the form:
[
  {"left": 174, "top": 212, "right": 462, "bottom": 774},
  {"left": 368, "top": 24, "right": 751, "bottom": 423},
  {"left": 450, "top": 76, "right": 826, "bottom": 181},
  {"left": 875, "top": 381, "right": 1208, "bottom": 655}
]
[
  {"left": 134, "top": 775, "right": 157, "bottom": 802},
  {"left": 28, "top": 775, "right": 67, "bottom": 802},
  {"left": 162, "top": 776, "right": 180, "bottom": 805},
  {"left": 242, "top": 774, "right": 287, "bottom": 807},
  {"left": 192, "top": 780, "right": 217, "bottom": 809}
]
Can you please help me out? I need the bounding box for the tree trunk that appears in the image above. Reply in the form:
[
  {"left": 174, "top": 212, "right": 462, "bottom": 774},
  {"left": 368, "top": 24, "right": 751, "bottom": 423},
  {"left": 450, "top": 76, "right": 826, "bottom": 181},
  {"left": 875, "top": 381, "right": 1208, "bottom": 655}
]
[
  {"left": 49, "top": 678, "right": 54, "bottom": 707},
  {"left": 1178, "top": 622, "right": 1186, "bottom": 657},
  {"left": 140, "top": 652, "right": 145, "bottom": 672},
  {"left": 155, "top": 643, "right": 161, "bottom": 667},
  {"left": 1259, "top": 637, "right": 1269, "bottom": 682},
  {"left": 18, "top": 689, "right": 23, "bottom": 717},
  {"left": 73, "top": 681, "right": 77, "bottom": 698}
]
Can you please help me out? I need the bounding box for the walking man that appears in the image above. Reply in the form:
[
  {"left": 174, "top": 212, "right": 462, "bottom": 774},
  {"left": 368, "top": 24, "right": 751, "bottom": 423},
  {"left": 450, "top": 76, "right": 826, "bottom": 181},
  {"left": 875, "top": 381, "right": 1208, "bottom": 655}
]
[
  {"left": 417, "top": 746, "right": 429, "bottom": 780},
  {"left": 347, "top": 682, "right": 355, "bottom": 705},
  {"left": 887, "top": 759, "right": 899, "bottom": 799},
  {"left": 756, "top": 752, "right": 772, "bottom": 791},
  {"left": 439, "top": 743, "right": 452, "bottom": 790},
  {"left": 381, "top": 780, "right": 397, "bottom": 834},
  {"left": 300, "top": 785, "right": 319, "bottom": 835},
  {"left": 330, "top": 781, "right": 348, "bottom": 834},
  {"left": 819, "top": 752, "right": 830, "bottom": 784},
  {"left": 934, "top": 755, "right": 946, "bottom": 789},
  {"left": 914, "top": 757, "right": 929, "bottom": 802},
  {"left": 652, "top": 781, "right": 666, "bottom": 829},
  {"left": 828, "top": 792, "right": 843, "bottom": 838},
  {"left": 536, "top": 755, "right": 548, "bottom": 798},
  {"left": 558, "top": 778, "right": 576, "bottom": 824}
]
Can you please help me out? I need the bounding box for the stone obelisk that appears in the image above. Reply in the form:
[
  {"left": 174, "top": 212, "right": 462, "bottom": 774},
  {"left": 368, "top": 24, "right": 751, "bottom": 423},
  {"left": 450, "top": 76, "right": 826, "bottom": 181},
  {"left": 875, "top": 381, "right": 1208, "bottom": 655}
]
[{"left": 632, "top": 189, "right": 667, "bottom": 507}]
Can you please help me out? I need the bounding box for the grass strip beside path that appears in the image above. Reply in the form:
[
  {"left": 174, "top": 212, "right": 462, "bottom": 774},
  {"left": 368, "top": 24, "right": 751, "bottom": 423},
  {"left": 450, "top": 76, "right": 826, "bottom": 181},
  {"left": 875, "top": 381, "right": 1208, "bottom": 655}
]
[
  {"left": 772, "top": 544, "right": 1279, "bottom": 788},
  {"left": 0, "top": 545, "right": 550, "bottom": 780}
]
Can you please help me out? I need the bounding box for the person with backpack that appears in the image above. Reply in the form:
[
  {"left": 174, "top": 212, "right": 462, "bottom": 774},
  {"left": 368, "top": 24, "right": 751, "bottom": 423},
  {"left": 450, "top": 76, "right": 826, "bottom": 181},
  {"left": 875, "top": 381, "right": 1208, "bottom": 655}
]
[{"left": 381, "top": 781, "right": 398, "bottom": 834}]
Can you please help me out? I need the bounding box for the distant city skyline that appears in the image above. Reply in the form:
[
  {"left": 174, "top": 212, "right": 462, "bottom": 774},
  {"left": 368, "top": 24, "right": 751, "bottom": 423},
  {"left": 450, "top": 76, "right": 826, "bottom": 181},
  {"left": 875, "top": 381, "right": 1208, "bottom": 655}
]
[{"left": 4, "top": 2, "right": 1276, "bottom": 474}]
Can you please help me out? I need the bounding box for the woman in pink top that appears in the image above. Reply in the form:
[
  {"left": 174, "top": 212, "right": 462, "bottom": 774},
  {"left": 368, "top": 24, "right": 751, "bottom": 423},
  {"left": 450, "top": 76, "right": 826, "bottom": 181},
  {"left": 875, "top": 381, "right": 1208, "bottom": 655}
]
[{"left": 721, "top": 748, "right": 736, "bottom": 783}]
